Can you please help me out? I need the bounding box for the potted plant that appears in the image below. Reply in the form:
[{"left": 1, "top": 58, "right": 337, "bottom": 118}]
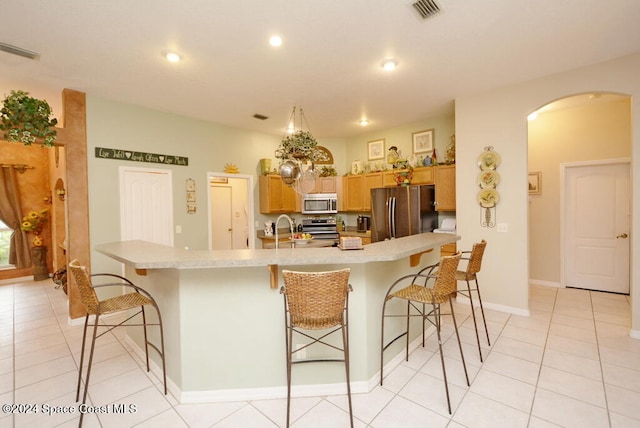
[
  {"left": 274, "top": 130, "right": 319, "bottom": 162},
  {"left": 0, "top": 90, "right": 58, "bottom": 146},
  {"left": 21, "top": 208, "right": 49, "bottom": 246}
]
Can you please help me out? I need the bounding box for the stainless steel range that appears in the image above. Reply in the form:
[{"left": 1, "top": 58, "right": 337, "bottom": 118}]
[{"left": 302, "top": 217, "right": 339, "bottom": 244}]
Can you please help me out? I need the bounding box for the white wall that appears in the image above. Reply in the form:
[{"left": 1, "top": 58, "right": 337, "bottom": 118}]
[
  {"left": 86, "top": 96, "right": 349, "bottom": 272},
  {"left": 455, "top": 53, "right": 640, "bottom": 333}
]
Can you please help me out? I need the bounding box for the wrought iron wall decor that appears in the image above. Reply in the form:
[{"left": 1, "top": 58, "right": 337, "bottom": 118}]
[{"left": 477, "top": 146, "right": 501, "bottom": 228}]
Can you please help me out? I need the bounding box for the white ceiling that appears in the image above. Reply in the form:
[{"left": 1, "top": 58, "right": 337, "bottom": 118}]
[{"left": 1, "top": 0, "right": 639, "bottom": 138}]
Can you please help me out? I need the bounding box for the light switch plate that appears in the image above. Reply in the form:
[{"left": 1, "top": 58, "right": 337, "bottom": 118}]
[{"left": 497, "top": 223, "right": 508, "bottom": 233}]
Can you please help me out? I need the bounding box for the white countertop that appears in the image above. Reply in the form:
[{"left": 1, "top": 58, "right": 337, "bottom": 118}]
[{"left": 95, "top": 233, "right": 459, "bottom": 270}]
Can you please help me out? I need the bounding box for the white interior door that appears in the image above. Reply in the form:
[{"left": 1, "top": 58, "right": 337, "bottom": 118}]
[
  {"left": 207, "top": 173, "right": 254, "bottom": 250},
  {"left": 120, "top": 166, "right": 174, "bottom": 246},
  {"left": 210, "top": 186, "right": 233, "bottom": 250},
  {"left": 563, "top": 161, "right": 630, "bottom": 293}
]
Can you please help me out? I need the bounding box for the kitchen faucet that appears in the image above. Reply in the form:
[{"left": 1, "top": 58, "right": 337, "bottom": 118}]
[{"left": 275, "top": 214, "right": 295, "bottom": 249}]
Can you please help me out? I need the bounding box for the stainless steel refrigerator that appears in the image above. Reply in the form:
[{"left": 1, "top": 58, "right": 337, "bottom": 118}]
[{"left": 370, "top": 185, "right": 437, "bottom": 242}]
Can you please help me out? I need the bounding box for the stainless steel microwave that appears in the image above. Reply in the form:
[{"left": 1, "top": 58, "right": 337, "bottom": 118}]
[{"left": 302, "top": 193, "right": 338, "bottom": 214}]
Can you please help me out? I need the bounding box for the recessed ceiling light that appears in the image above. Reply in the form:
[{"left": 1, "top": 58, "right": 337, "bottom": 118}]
[
  {"left": 381, "top": 59, "right": 398, "bottom": 71},
  {"left": 164, "top": 51, "right": 181, "bottom": 63},
  {"left": 269, "top": 35, "right": 283, "bottom": 47},
  {"left": 359, "top": 119, "right": 369, "bottom": 126}
]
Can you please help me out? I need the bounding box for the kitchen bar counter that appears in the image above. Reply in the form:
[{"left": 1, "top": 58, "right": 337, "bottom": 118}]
[
  {"left": 95, "top": 233, "right": 459, "bottom": 403},
  {"left": 96, "top": 232, "right": 457, "bottom": 269}
]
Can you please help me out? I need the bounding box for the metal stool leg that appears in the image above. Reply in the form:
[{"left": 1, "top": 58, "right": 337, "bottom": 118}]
[
  {"left": 475, "top": 278, "right": 491, "bottom": 346},
  {"left": 78, "top": 313, "right": 100, "bottom": 427},
  {"left": 342, "top": 318, "right": 354, "bottom": 428},
  {"left": 449, "top": 296, "right": 470, "bottom": 387},
  {"left": 464, "top": 278, "right": 485, "bottom": 362},
  {"left": 434, "top": 302, "right": 452, "bottom": 414},
  {"left": 75, "top": 314, "right": 90, "bottom": 402}
]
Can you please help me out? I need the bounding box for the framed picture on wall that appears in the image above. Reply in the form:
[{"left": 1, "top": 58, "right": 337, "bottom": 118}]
[
  {"left": 412, "top": 129, "right": 434, "bottom": 154},
  {"left": 528, "top": 172, "right": 542, "bottom": 195},
  {"left": 368, "top": 139, "right": 385, "bottom": 160}
]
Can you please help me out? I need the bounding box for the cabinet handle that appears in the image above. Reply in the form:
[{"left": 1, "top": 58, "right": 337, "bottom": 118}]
[{"left": 616, "top": 233, "right": 628, "bottom": 239}]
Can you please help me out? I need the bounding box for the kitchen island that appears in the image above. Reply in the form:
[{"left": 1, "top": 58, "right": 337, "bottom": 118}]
[{"left": 95, "top": 232, "right": 458, "bottom": 403}]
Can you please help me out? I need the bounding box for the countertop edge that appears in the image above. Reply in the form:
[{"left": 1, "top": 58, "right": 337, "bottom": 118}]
[{"left": 95, "top": 233, "right": 460, "bottom": 270}]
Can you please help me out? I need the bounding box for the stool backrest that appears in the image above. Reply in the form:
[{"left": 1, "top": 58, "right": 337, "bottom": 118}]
[
  {"left": 68, "top": 259, "right": 99, "bottom": 314},
  {"left": 432, "top": 253, "right": 462, "bottom": 298},
  {"left": 282, "top": 268, "right": 350, "bottom": 330},
  {"left": 466, "top": 240, "right": 487, "bottom": 275}
]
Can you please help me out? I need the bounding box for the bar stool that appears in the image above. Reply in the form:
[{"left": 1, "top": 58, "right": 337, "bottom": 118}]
[
  {"left": 281, "top": 268, "right": 353, "bottom": 428},
  {"left": 380, "top": 253, "right": 468, "bottom": 414},
  {"left": 455, "top": 240, "right": 490, "bottom": 362},
  {"left": 68, "top": 260, "right": 167, "bottom": 426}
]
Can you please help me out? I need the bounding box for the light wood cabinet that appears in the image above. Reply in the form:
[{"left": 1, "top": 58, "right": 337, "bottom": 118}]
[
  {"left": 313, "top": 176, "right": 337, "bottom": 193},
  {"left": 383, "top": 166, "right": 435, "bottom": 187},
  {"left": 440, "top": 242, "right": 457, "bottom": 256},
  {"left": 413, "top": 166, "right": 435, "bottom": 185},
  {"left": 362, "top": 173, "right": 382, "bottom": 210},
  {"left": 343, "top": 175, "right": 364, "bottom": 211},
  {"left": 342, "top": 172, "right": 382, "bottom": 211},
  {"left": 259, "top": 175, "right": 299, "bottom": 214},
  {"left": 434, "top": 165, "right": 456, "bottom": 211}
]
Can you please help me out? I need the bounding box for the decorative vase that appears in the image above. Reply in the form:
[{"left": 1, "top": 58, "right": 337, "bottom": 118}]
[{"left": 31, "top": 246, "right": 49, "bottom": 281}]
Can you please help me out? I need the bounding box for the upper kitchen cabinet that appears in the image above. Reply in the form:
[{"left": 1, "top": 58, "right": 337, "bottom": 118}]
[
  {"left": 434, "top": 165, "right": 456, "bottom": 211},
  {"left": 259, "top": 175, "right": 299, "bottom": 214},
  {"left": 343, "top": 173, "right": 383, "bottom": 211},
  {"left": 383, "top": 166, "right": 435, "bottom": 187},
  {"left": 312, "top": 176, "right": 337, "bottom": 193}
]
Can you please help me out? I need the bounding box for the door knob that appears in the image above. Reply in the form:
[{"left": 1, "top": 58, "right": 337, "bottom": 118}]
[
  {"left": 228, "top": 228, "right": 233, "bottom": 232},
  {"left": 616, "top": 233, "right": 628, "bottom": 239}
]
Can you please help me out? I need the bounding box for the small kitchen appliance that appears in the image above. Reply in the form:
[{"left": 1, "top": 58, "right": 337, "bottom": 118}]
[
  {"left": 357, "top": 215, "right": 371, "bottom": 232},
  {"left": 301, "top": 193, "right": 338, "bottom": 215}
]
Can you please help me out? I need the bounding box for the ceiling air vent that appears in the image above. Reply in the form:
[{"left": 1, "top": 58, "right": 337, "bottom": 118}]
[
  {"left": 0, "top": 42, "right": 40, "bottom": 60},
  {"left": 412, "top": 0, "right": 442, "bottom": 20}
]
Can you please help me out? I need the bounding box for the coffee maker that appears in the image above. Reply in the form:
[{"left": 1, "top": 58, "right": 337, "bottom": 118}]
[{"left": 357, "top": 215, "right": 370, "bottom": 232}]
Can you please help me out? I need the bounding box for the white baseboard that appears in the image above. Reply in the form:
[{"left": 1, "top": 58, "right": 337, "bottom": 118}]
[
  {"left": 456, "top": 295, "right": 530, "bottom": 317},
  {"left": 529, "top": 279, "right": 562, "bottom": 288},
  {"left": 124, "top": 335, "right": 182, "bottom": 401},
  {"left": 630, "top": 329, "right": 640, "bottom": 340},
  {"left": 0, "top": 275, "right": 33, "bottom": 285},
  {"left": 124, "top": 334, "right": 372, "bottom": 404},
  {"left": 482, "top": 301, "right": 530, "bottom": 317}
]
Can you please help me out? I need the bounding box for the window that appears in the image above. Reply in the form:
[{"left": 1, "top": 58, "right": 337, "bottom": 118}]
[{"left": 0, "top": 220, "right": 12, "bottom": 268}]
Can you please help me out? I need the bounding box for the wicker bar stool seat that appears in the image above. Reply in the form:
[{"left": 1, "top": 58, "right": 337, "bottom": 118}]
[
  {"left": 68, "top": 259, "right": 167, "bottom": 427},
  {"left": 455, "top": 240, "right": 490, "bottom": 362},
  {"left": 380, "top": 253, "right": 469, "bottom": 414},
  {"left": 281, "top": 268, "right": 353, "bottom": 428}
]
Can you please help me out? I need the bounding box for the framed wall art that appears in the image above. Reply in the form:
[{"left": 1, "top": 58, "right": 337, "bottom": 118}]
[
  {"left": 528, "top": 172, "right": 542, "bottom": 195},
  {"left": 412, "top": 129, "right": 434, "bottom": 154},
  {"left": 368, "top": 139, "right": 385, "bottom": 160}
]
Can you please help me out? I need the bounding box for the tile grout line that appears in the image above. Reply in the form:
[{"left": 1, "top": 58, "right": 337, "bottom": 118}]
[
  {"left": 591, "top": 290, "right": 613, "bottom": 428},
  {"left": 525, "top": 285, "right": 557, "bottom": 427}
]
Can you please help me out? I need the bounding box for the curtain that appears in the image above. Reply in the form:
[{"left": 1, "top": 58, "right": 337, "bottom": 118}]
[{"left": 0, "top": 166, "right": 31, "bottom": 268}]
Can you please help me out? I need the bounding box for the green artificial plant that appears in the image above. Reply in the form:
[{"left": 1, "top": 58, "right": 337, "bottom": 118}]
[
  {"left": 0, "top": 90, "right": 58, "bottom": 147},
  {"left": 275, "top": 130, "right": 318, "bottom": 162}
]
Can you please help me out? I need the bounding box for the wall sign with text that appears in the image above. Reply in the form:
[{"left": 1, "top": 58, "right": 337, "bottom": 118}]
[{"left": 95, "top": 147, "right": 189, "bottom": 166}]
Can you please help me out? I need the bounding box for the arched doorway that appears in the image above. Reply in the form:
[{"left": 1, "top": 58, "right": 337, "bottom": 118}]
[{"left": 527, "top": 92, "right": 632, "bottom": 293}]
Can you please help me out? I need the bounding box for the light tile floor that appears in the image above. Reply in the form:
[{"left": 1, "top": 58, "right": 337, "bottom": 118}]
[{"left": 0, "top": 278, "right": 638, "bottom": 427}]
